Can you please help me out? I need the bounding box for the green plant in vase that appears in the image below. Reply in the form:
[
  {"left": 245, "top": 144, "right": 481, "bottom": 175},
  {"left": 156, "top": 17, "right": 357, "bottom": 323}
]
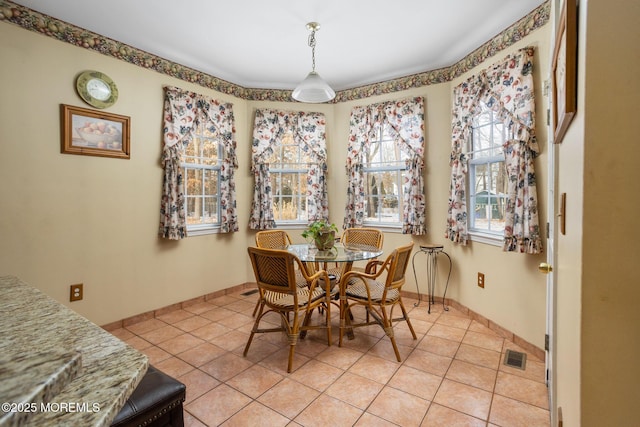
[{"left": 302, "top": 219, "right": 339, "bottom": 251}]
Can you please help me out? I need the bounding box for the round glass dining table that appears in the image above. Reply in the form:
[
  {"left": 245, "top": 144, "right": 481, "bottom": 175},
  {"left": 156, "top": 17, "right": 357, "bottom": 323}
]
[{"left": 286, "top": 242, "right": 383, "bottom": 264}]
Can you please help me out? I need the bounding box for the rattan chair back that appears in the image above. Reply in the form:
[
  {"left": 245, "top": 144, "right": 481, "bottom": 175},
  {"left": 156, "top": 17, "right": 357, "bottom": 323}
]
[
  {"left": 255, "top": 230, "right": 292, "bottom": 249},
  {"left": 341, "top": 227, "right": 384, "bottom": 250}
]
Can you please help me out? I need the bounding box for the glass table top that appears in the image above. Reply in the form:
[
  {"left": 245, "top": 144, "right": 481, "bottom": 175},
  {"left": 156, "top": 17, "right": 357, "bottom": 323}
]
[{"left": 287, "top": 243, "right": 383, "bottom": 263}]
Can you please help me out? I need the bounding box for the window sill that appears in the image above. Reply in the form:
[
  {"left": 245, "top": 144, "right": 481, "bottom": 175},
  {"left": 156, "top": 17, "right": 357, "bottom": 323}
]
[
  {"left": 468, "top": 231, "right": 503, "bottom": 247},
  {"left": 187, "top": 226, "right": 221, "bottom": 236}
]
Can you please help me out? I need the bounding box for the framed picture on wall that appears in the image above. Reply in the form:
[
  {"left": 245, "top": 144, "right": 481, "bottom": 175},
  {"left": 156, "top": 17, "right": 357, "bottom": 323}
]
[
  {"left": 61, "top": 104, "right": 130, "bottom": 159},
  {"left": 551, "top": 0, "right": 577, "bottom": 143}
]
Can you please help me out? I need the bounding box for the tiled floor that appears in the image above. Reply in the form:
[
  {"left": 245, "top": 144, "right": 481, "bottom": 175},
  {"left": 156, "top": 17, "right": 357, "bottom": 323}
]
[{"left": 110, "top": 290, "right": 550, "bottom": 427}]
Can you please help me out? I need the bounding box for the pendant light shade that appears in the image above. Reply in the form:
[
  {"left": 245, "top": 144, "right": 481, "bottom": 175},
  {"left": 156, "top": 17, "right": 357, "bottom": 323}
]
[
  {"left": 292, "top": 71, "right": 336, "bottom": 103},
  {"left": 292, "top": 22, "right": 335, "bottom": 103}
]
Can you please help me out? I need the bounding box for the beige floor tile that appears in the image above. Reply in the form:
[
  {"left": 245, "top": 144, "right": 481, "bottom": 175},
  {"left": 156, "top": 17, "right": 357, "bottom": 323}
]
[
  {"left": 365, "top": 338, "right": 413, "bottom": 363},
  {"left": 184, "top": 410, "right": 207, "bottom": 427},
  {"left": 433, "top": 379, "right": 493, "bottom": 420},
  {"left": 178, "top": 369, "right": 220, "bottom": 404},
  {"left": 499, "top": 355, "right": 547, "bottom": 384},
  {"left": 404, "top": 348, "right": 453, "bottom": 377},
  {"left": 124, "top": 335, "right": 153, "bottom": 351},
  {"left": 186, "top": 384, "right": 251, "bottom": 426},
  {"left": 138, "top": 324, "right": 184, "bottom": 345},
  {"left": 455, "top": 343, "right": 501, "bottom": 370},
  {"left": 190, "top": 322, "right": 233, "bottom": 341},
  {"left": 125, "top": 318, "right": 167, "bottom": 335},
  {"left": 325, "top": 372, "right": 383, "bottom": 409},
  {"left": 154, "top": 356, "right": 195, "bottom": 378},
  {"left": 143, "top": 345, "right": 172, "bottom": 365},
  {"left": 226, "top": 364, "right": 284, "bottom": 399},
  {"left": 258, "top": 378, "right": 320, "bottom": 419},
  {"left": 220, "top": 401, "right": 290, "bottom": 427},
  {"left": 462, "top": 330, "right": 504, "bottom": 352},
  {"left": 436, "top": 313, "right": 472, "bottom": 330},
  {"left": 428, "top": 323, "right": 467, "bottom": 342},
  {"left": 388, "top": 365, "right": 443, "bottom": 401},
  {"left": 294, "top": 394, "right": 363, "bottom": 427},
  {"left": 367, "top": 386, "right": 430, "bottom": 427},
  {"left": 494, "top": 371, "right": 549, "bottom": 409},
  {"left": 489, "top": 394, "right": 550, "bottom": 427},
  {"left": 120, "top": 286, "right": 552, "bottom": 427},
  {"left": 418, "top": 335, "right": 461, "bottom": 358},
  {"left": 183, "top": 301, "right": 218, "bottom": 315},
  {"left": 315, "top": 344, "right": 364, "bottom": 370},
  {"left": 109, "top": 327, "right": 135, "bottom": 340},
  {"left": 257, "top": 347, "right": 310, "bottom": 374},
  {"left": 288, "top": 360, "right": 344, "bottom": 392},
  {"left": 200, "top": 352, "right": 254, "bottom": 382},
  {"left": 178, "top": 342, "right": 227, "bottom": 367},
  {"left": 157, "top": 333, "right": 205, "bottom": 355},
  {"left": 348, "top": 354, "right": 400, "bottom": 384},
  {"left": 156, "top": 309, "right": 195, "bottom": 324},
  {"left": 445, "top": 360, "right": 497, "bottom": 391},
  {"left": 208, "top": 330, "right": 250, "bottom": 352},
  {"left": 173, "top": 315, "right": 212, "bottom": 332},
  {"left": 354, "top": 412, "right": 398, "bottom": 426},
  {"left": 422, "top": 403, "right": 486, "bottom": 427}
]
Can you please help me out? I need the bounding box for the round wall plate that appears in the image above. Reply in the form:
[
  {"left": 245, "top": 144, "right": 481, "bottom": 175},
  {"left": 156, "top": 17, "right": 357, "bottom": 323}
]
[{"left": 76, "top": 70, "right": 118, "bottom": 109}]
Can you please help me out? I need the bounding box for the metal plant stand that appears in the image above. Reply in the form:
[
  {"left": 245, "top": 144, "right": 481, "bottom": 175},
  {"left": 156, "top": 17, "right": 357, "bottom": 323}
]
[{"left": 412, "top": 244, "right": 452, "bottom": 313}]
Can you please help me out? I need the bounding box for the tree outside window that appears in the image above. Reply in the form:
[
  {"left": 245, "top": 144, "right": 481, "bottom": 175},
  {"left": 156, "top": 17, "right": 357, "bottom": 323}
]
[
  {"left": 182, "top": 121, "right": 222, "bottom": 231},
  {"left": 469, "top": 102, "right": 509, "bottom": 235},
  {"left": 265, "top": 132, "right": 312, "bottom": 223},
  {"left": 363, "top": 123, "right": 409, "bottom": 226}
]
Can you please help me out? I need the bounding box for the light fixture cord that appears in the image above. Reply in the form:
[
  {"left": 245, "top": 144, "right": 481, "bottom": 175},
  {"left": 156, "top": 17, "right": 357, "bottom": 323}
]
[{"left": 308, "top": 29, "right": 317, "bottom": 72}]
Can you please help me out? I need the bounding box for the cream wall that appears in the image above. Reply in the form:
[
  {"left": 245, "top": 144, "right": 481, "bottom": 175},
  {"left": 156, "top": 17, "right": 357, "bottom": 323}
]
[
  {"left": 0, "top": 23, "right": 253, "bottom": 324},
  {"left": 0, "top": 17, "right": 551, "bottom": 353}
]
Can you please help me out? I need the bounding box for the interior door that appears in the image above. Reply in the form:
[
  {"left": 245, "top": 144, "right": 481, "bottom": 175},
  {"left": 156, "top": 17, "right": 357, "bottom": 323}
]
[{"left": 543, "top": 77, "right": 559, "bottom": 427}]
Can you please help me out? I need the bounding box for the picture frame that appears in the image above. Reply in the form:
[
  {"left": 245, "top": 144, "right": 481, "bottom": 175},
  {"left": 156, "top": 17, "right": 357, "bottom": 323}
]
[
  {"left": 551, "top": 0, "right": 577, "bottom": 144},
  {"left": 61, "top": 104, "right": 130, "bottom": 159}
]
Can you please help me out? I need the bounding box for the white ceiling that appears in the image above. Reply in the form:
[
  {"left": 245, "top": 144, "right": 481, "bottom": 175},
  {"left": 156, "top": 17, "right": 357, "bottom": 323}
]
[{"left": 15, "top": 0, "right": 545, "bottom": 91}]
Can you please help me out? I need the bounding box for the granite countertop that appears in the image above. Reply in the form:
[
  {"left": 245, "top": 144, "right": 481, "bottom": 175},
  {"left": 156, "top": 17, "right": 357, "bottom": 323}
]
[{"left": 0, "top": 275, "right": 148, "bottom": 426}]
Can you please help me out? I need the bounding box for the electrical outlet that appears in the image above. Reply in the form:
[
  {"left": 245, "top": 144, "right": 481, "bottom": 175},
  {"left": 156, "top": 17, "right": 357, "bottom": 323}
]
[
  {"left": 477, "top": 273, "right": 485, "bottom": 288},
  {"left": 70, "top": 284, "right": 83, "bottom": 301}
]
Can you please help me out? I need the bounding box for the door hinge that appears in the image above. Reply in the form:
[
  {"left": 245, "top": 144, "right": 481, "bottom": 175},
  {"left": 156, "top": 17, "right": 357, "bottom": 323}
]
[
  {"left": 546, "top": 108, "right": 550, "bottom": 126},
  {"left": 546, "top": 222, "right": 550, "bottom": 238},
  {"left": 545, "top": 333, "right": 550, "bottom": 351}
]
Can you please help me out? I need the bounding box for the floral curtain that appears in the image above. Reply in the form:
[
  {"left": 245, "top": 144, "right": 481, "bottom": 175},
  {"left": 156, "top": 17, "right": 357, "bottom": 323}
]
[
  {"left": 249, "top": 109, "right": 328, "bottom": 230},
  {"left": 344, "top": 97, "right": 426, "bottom": 234},
  {"left": 159, "top": 86, "right": 238, "bottom": 239},
  {"left": 445, "top": 47, "right": 542, "bottom": 253}
]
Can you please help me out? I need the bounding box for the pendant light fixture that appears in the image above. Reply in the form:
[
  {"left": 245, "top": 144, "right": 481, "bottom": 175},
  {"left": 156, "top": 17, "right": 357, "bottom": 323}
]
[{"left": 292, "top": 22, "right": 335, "bottom": 103}]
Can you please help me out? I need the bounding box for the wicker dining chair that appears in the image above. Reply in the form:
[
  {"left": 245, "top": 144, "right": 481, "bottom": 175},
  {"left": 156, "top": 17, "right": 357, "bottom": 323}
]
[
  {"left": 341, "top": 227, "right": 384, "bottom": 274},
  {"left": 255, "top": 229, "right": 292, "bottom": 249},
  {"left": 245, "top": 246, "right": 333, "bottom": 372},
  {"left": 252, "top": 230, "right": 309, "bottom": 317},
  {"left": 339, "top": 241, "right": 416, "bottom": 362}
]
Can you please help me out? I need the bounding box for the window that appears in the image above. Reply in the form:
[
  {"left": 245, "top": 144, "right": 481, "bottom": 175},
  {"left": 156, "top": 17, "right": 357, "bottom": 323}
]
[
  {"left": 182, "top": 121, "right": 222, "bottom": 233},
  {"left": 468, "top": 102, "right": 509, "bottom": 237},
  {"left": 363, "top": 123, "right": 409, "bottom": 226},
  {"left": 266, "top": 132, "right": 312, "bottom": 224}
]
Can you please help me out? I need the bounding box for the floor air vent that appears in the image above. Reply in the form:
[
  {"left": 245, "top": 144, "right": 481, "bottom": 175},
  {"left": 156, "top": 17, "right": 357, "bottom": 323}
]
[
  {"left": 503, "top": 349, "right": 527, "bottom": 370},
  {"left": 241, "top": 289, "right": 259, "bottom": 296}
]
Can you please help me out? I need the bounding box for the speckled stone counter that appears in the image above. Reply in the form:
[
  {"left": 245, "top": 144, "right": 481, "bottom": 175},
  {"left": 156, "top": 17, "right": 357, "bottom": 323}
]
[{"left": 0, "top": 276, "right": 148, "bottom": 426}]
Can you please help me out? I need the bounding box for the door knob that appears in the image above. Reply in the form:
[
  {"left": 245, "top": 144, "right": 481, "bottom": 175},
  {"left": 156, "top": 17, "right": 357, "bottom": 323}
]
[{"left": 538, "top": 263, "right": 553, "bottom": 274}]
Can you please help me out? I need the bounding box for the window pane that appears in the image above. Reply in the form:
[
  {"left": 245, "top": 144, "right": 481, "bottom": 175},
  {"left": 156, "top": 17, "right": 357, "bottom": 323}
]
[
  {"left": 204, "top": 169, "right": 218, "bottom": 195},
  {"left": 203, "top": 196, "right": 217, "bottom": 224},
  {"left": 185, "top": 169, "right": 202, "bottom": 196}
]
